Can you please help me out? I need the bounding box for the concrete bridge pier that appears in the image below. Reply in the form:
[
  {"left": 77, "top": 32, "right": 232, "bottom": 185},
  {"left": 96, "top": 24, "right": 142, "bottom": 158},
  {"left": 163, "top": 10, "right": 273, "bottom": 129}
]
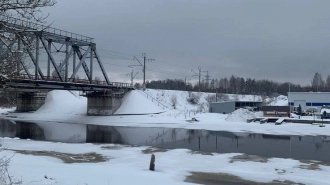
[
  {"left": 16, "top": 92, "right": 47, "bottom": 112},
  {"left": 86, "top": 91, "right": 125, "bottom": 116}
]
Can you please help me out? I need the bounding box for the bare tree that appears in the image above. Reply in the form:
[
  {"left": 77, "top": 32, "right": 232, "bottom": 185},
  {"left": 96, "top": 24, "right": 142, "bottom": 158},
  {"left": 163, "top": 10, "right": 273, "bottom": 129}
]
[
  {"left": 0, "top": 141, "right": 22, "bottom": 184},
  {"left": 0, "top": 1, "right": 56, "bottom": 183},
  {"left": 217, "top": 93, "right": 229, "bottom": 101},
  {"left": 0, "top": 0, "right": 56, "bottom": 102},
  {"left": 205, "top": 94, "right": 216, "bottom": 104},
  {"left": 170, "top": 94, "right": 177, "bottom": 109},
  {"left": 0, "top": 0, "right": 56, "bottom": 81},
  {"left": 311, "top": 72, "right": 324, "bottom": 92},
  {"left": 187, "top": 92, "right": 200, "bottom": 105},
  {"left": 0, "top": 1, "right": 56, "bottom": 21}
]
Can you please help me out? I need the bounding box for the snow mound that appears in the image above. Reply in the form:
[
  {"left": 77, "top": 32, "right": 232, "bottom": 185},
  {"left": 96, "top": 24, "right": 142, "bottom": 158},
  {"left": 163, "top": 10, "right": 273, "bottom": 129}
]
[
  {"left": 36, "top": 90, "right": 86, "bottom": 114},
  {"left": 114, "top": 90, "right": 164, "bottom": 115},
  {"left": 0, "top": 107, "right": 15, "bottom": 114},
  {"left": 225, "top": 108, "right": 256, "bottom": 122},
  {"left": 268, "top": 95, "right": 288, "bottom": 106}
]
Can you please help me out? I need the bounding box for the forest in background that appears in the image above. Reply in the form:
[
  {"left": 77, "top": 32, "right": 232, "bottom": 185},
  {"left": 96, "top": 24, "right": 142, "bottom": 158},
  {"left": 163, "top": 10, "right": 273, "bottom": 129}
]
[{"left": 134, "top": 72, "right": 329, "bottom": 97}]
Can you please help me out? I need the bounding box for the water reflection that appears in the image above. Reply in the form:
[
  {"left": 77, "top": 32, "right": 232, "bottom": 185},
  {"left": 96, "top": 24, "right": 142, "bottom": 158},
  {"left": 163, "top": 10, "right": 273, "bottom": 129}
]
[{"left": 0, "top": 118, "right": 330, "bottom": 161}]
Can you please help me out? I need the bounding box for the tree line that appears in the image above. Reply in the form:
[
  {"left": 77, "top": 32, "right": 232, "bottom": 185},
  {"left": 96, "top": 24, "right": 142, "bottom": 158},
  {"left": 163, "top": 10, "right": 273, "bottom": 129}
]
[{"left": 134, "top": 72, "right": 328, "bottom": 97}]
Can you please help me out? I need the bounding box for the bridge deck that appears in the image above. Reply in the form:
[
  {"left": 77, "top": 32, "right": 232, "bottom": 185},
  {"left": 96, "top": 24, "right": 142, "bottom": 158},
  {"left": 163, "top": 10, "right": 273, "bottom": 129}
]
[{"left": 4, "top": 75, "right": 133, "bottom": 91}]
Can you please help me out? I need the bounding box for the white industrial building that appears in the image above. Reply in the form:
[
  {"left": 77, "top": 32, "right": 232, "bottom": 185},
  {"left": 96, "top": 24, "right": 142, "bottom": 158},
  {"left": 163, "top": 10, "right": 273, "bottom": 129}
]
[{"left": 288, "top": 92, "right": 330, "bottom": 111}]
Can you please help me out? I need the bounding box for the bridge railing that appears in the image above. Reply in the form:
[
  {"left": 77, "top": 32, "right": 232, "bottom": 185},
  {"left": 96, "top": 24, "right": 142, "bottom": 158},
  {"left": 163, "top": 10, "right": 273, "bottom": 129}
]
[
  {"left": 0, "top": 15, "right": 94, "bottom": 43},
  {"left": 11, "top": 74, "right": 133, "bottom": 88}
]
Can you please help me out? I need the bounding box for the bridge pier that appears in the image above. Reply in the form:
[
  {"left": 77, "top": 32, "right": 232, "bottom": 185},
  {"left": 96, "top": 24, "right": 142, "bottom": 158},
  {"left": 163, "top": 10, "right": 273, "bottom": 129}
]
[
  {"left": 85, "top": 91, "right": 125, "bottom": 116},
  {"left": 16, "top": 92, "right": 47, "bottom": 112}
]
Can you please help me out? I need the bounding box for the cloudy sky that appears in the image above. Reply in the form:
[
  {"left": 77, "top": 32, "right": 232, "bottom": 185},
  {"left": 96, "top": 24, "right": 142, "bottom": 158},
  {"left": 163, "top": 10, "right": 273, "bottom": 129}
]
[{"left": 41, "top": 0, "right": 330, "bottom": 85}]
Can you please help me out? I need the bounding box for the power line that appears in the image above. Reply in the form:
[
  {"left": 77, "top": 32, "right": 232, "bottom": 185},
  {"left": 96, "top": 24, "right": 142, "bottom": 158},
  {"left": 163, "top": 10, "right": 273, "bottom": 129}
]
[
  {"left": 98, "top": 54, "right": 135, "bottom": 61},
  {"left": 154, "top": 60, "right": 191, "bottom": 70},
  {"left": 98, "top": 48, "right": 137, "bottom": 57},
  {"left": 102, "top": 63, "right": 131, "bottom": 68},
  {"left": 148, "top": 62, "right": 191, "bottom": 74},
  {"left": 147, "top": 69, "right": 187, "bottom": 77}
]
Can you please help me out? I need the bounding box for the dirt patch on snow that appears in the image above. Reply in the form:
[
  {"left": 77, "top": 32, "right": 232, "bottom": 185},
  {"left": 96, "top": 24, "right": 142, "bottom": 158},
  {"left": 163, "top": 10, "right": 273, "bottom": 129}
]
[
  {"left": 100, "top": 145, "right": 124, "bottom": 150},
  {"left": 185, "top": 172, "right": 305, "bottom": 185},
  {"left": 298, "top": 160, "right": 330, "bottom": 171},
  {"left": 13, "top": 150, "right": 109, "bottom": 163},
  {"left": 141, "top": 147, "right": 168, "bottom": 154},
  {"left": 189, "top": 151, "right": 213, "bottom": 156},
  {"left": 229, "top": 154, "right": 269, "bottom": 163}
]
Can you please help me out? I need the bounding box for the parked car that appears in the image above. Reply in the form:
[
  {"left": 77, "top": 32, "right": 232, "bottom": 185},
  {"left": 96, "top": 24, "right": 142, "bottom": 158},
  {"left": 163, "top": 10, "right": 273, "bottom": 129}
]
[
  {"left": 292, "top": 105, "right": 306, "bottom": 116},
  {"left": 305, "top": 107, "right": 318, "bottom": 116}
]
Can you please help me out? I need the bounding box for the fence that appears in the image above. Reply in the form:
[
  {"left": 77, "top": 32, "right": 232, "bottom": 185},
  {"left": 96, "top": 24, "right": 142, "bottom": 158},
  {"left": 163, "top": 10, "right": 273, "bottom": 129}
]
[{"left": 140, "top": 91, "right": 171, "bottom": 110}]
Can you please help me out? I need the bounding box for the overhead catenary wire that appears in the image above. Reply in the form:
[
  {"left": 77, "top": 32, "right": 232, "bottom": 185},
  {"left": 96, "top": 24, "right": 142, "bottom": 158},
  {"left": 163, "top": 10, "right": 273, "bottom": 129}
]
[
  {"left": 148, "top": 62, "right": 192, "bottom": 75},
  {"left": 147, "top": 69, "right": 188, "bottom": 78},
  {"left": 98, "top": 48, "right": 138, "bottom": 57}
]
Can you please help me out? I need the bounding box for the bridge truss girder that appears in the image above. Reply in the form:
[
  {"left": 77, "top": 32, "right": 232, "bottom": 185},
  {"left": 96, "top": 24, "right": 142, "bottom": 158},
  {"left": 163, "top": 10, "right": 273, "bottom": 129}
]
[{"left": 0, "top": 16, "right": 111, "bottom": 85}]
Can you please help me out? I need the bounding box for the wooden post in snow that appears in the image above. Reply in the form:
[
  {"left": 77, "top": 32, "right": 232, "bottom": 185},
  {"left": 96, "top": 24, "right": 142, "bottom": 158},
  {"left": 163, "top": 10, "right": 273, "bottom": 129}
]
[{"left": 149, "top": 154, "right": 155, "bottom": 171}]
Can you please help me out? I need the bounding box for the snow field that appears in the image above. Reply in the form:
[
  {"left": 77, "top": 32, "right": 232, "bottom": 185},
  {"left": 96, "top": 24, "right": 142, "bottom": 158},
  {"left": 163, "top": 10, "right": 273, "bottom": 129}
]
[
  {"left": 143, "top": 89, "right": 265, "bottom": 116},
  {"left": 2, "top": 138, "right": 330, "bottom": 185}
]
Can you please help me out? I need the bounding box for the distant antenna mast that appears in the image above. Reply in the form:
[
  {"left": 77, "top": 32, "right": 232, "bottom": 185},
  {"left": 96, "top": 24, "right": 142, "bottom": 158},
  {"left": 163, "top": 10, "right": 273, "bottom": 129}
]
[
  {"left": 192, "top": 66, "right": 206, "bottom": 92},
  {"left": 133, "top": 54, "right": 154, "bottom": 91},
  {"left": 130, "top": 69, "right": 138, "bottom": 87}
]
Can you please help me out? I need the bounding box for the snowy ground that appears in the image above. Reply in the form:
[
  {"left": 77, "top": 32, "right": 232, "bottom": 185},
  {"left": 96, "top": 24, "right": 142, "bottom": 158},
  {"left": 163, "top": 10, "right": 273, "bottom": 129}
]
[{"left": 2, "top": 138, "right": 330, "bottom": 185}]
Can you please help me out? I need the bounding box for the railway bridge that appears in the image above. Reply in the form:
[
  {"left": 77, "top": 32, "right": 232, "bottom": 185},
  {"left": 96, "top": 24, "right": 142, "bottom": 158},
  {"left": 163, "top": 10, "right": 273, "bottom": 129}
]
[{"left": 0, "top": 15, "right": 134, "bottom": 115}]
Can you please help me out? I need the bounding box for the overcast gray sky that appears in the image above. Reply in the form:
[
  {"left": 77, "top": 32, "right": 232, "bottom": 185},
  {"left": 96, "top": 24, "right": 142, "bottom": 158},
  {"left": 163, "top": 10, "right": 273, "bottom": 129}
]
[{"left": 41, "top": 0, "right": 330, "bottom": 85}]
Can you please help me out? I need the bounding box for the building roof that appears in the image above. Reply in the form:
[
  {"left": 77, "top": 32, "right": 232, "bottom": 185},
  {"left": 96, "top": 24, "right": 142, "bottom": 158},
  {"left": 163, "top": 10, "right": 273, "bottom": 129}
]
[
  {"left": 288, "top": 92, "right": 330, "bottom": 94},
  {"left": 211, "top": 100, "right": 263, "bottom": 104}
]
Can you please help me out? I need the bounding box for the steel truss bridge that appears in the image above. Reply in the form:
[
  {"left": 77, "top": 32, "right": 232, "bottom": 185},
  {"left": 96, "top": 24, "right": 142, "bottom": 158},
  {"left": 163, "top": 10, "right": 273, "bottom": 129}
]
[{"left": 0, "top": 15, "right": 133, "bottom": 91}]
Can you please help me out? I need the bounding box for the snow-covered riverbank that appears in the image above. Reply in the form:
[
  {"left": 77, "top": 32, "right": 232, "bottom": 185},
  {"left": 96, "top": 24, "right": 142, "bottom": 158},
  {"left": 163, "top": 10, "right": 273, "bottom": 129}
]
[
  {"left": 2, "top": 138, "right": 330, "bottom": 185},
  {"left": 1, "top": 90, "right": 330, "bottom": 136}
]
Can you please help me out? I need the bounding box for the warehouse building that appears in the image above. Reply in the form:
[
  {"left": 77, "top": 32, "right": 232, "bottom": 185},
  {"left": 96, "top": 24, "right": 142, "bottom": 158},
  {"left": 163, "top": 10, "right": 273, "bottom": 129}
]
[
  {"left": 288, "top": 92, "right": 330, "bottom": 112},
  {"left": 209, "top": 101, "right": 263, "bottom": 114}
]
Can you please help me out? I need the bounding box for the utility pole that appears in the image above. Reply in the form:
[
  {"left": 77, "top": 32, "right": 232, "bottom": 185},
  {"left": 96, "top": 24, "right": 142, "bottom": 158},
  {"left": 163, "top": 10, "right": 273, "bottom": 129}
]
[
  {"left": 128, "top": 69, "right": 138, "bottom": 87},
  {"left": 184, "top": 77, "right": 191, "bottom": 91},
  {"left": 216, "top": 88, "right": 218, "bottom": 102},
  {"left": 204, "top": 71, "right": 210, "bottom": 88},
  {"left": 199, "top": 67, "right": 201, "bottom": 91},
  {"left": 142, "top": 53, "right": 154, "bottom": 91},
  {"left": 289, "top": 83, "right": 291, "bottom": 112},
  {"left": 185, "top": 77, "right": 187, "bottom": 91},
  {"left": 192, "top": 67, "right": 206, "bottom": 92},
  {"left": 134, "top": 53, "right": 154, "bottom": 91},
  {"left": 143, "top": 53, "right": 146, "bottom": 90}
]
